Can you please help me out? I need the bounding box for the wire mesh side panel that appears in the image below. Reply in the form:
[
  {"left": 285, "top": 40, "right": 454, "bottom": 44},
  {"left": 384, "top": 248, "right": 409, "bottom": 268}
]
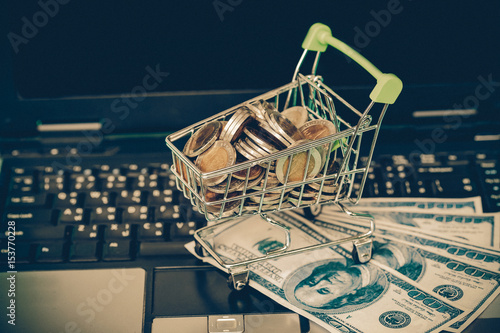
[{"left": 167, "top": 76, "right": 381, "bottom": 222}]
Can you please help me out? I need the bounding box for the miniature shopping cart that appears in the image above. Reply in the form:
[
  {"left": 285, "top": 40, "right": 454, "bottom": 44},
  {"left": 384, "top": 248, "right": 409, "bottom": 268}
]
[{"left": 165, "top": 23, "right": 402, "bottom": 290}]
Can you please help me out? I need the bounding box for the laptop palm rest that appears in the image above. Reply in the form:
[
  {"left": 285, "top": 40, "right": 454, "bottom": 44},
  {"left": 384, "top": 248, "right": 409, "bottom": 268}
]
[
  {"left": 152, "top": 267, "right": 304, "bottom": 332},
  {"left": 0, "top": 268, "right": 145, "bottom": 333}
]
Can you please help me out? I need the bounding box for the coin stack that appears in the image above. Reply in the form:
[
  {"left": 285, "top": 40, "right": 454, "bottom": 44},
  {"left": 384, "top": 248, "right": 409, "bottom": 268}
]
[{"left": 177, "top": 99, "right": 343, "bottom": 218}]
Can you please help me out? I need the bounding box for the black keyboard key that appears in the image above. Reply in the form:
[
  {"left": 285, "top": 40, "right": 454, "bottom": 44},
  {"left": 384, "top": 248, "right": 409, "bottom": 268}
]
[
  {"left": 148, "top": 189, "right": 178, "bottom": 206},
  {"left": 102, "top": 223, "right": 133, "bottom": 240},
  {"left": 7, "top": 193, "right": 50, "bottom": 208},
  {"left": 69, "top": 241, "right": 100, "bottom": 262},
  {"left": 5, "top": 209, "right": 58, "bottom": 226},
  {"left": 89, "top": 207, "right": 122, "bottom": 223},
  {"left": 102, "top": 241, "right": 133, "bottom": 261},
  {"left": 72, "top": 224, "right": 100, "bottom": 240},
  {"left": 53, "top": 192, "right": 84, "bottom": 208},
  {"left": 121, "top": 205, "right": 151, "bottom": 223},
  {"left": 476, "top": 155, "right": 500, "bottom": 211},
  {"left": 154, "top": 204, "right": 181, "bottom": 221},
  {"left": 99, "top": 173, "right": 128, "bottom": 190},
  {"left": 8, "top": 225, "right": 71, "bottom": 241},
  {"left": 40, "top": 174, "right": 68, "bottom": 193},
  {"left": 34, "top": 241, "right": 67, "bottom": 263},
  {"left": 0, "top": 241, "right": 32, "bottom": 263},
  {"left": 416, "top": 165, "right": 478, "bottom": 197},
  {"left": 115, "top": 189, "right": 144, "bottom": 206},
  {"left": 58, "top": 208, "right": 88, "bottom": 224},
  {"left": 83, "top": 191, "right": 116, "bottom": 207},
  {"left": 137, "top": 222, "right": 165, "bottom": 241},
  {"left": 139, "top": 241, "right": 189, "bottom": 256},
  {"left": 10, "top": 173, "right": 40, "bottom": 193},
  {"left": 168, "top": 221, "right": 197, "bottom": 240}
]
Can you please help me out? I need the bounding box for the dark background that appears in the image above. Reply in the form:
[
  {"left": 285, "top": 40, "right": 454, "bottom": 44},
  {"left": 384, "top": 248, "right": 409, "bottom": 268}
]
[{"left": 1, "top": 0, "right": 499, "bottom": 136}]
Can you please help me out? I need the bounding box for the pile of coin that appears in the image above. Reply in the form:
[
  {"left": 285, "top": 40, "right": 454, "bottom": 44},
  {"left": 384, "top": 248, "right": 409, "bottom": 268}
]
[{"left": 177, "top": 99, "right": 343, "bottom": 218}]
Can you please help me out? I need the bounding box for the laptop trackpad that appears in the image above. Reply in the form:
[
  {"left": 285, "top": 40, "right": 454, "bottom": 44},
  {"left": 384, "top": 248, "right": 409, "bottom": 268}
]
[{"left": 0, "top": 268, "right": 145, "bottom": 333}]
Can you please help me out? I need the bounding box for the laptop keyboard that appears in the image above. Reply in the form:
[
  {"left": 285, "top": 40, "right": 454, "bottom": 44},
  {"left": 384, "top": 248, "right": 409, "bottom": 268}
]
[
  {"left": 356, "top": 151, "right": 499, "bottom": 212},
  {"left": 1, "top": 149, "right": 499, "bottom": 265},
  {"left": 1, "top": 161, "right": 206, "bottom": 264}
]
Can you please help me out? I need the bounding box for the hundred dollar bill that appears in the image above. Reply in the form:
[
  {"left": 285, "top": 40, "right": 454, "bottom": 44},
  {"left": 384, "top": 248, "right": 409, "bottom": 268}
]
[
  {"left": 186, "top": 212, "right": 466, "bottom": 333},
  {"left": 309, "top": 215, "right": 500, "bottom": 332},
  {"left": 316, "top": 211, "right": 500, "bottom": 274},
  {"left": 319, "top": 205, "right": 500, "bottom": 249},
  {"left": 345, "top": 196, "right": 483, "bottom": 214}
]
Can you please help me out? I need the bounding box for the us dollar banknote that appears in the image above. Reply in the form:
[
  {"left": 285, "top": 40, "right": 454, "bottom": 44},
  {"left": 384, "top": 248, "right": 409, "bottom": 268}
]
[
  {"left": 310, "top": 215, "right": 500, "bottom": 332},
  {"left": 319, "top": 205, "right": 500, "bottom": 249},
  {"left": 347, "top": 196, "right": 483, "bottom": 214},
  {"left": 316, "top": 210, "right": 500, "bottom": 274},
  {"left": 186, "top": 212, "right": 466, "bottom": 332}
]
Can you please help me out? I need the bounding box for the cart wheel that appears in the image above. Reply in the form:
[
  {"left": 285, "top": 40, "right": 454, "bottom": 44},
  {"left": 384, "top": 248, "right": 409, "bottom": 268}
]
[
  {"left": 227, "top": 274, "right": 247, "bottom": 291},
  {"left": 351, "top": 245, "right": 362, "bottom": 264},
  {"left": 303, "top": 205, "right": 322, "bottom": 220},
  {"left": 352, "top": 239, "right": 373, "bottom": 264},
  {"left": 194, "top": 240, "right": 207, "bottom": 257}
]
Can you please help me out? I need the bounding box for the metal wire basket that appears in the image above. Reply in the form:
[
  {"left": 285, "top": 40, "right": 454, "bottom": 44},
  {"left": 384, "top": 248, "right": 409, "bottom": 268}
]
[{"left": 165, "top": 23, "right": 402, "bottom": 289}]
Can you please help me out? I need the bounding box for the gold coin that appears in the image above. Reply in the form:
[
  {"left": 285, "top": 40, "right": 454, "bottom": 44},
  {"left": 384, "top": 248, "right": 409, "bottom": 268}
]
[
  {"left": 307, "top": 182, "right": 339, "bottom": 193},
  {"left": 281, "top": 106, "right": 309, "bottom": 128},
  {"left": 276, "top": 140, "right": 322, "bottom": 184},
  {"left": 290, "top": 187, "right": 316, "bottom": 198},
  {"left": 207, "top": 177, "right": 245, "bottom": 194},
  {"left": 288, "top": 196, "right": 317, "bottom": 206},
  {"left": 195, "top": 140, "right": 236, "bottom": 186},
  {"left": 183, "top": 121, "right": 222, "bottom": 157},
  {"left": 299, "top": 119, "right": 337, "bottom": 141},
  {"left": 202, "top": 190, "right": 242, "bottom": 213},
  {"left": 232, "top": 162, "right": 263, "bottom": 181}
]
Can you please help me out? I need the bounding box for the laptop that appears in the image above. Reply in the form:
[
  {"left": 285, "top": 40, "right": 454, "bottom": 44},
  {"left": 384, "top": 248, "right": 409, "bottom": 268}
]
[{"left": 1, "top": 1, "right": 498, "bottom": 332}]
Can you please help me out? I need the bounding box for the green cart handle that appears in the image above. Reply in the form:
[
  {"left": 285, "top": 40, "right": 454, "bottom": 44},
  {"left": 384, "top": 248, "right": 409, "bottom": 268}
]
[{"left": 302, "top": 23, "right": 403, "bottom": 104}]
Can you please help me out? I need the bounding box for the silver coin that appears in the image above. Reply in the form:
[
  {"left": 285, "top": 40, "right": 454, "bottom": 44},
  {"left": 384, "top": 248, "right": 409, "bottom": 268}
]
[
  {"left": 268, "top": 111, "right": 303, "bottom": 145},
  {"left": 281, "top": 106, "right": 309, "bottom": 128},
  {"left": 246, "top": 103, "right": 267, "bottom": 122},
  {"left": 244, "top": 137, "right": 275, "bottom": 156},
  {"left": 220, "top": 109, "right": 244, "bottom": 140},
  {"left": 234, "top": 140, "right": 261, "bottom": 161},
  {"left": 220, "top": 108, "right": 254, "bottom": 143},
  {"left": 183, "top": 121, "right": 222, "bottom": 157},
  {"left": 243, "top": 126, "right": 284, "bottom": 152},
  {"left": 258, "top": 122, "right": 291, "bottom": 149},
  {"left": 238, "top": 138, "right": 268, "bottom": 159}
]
